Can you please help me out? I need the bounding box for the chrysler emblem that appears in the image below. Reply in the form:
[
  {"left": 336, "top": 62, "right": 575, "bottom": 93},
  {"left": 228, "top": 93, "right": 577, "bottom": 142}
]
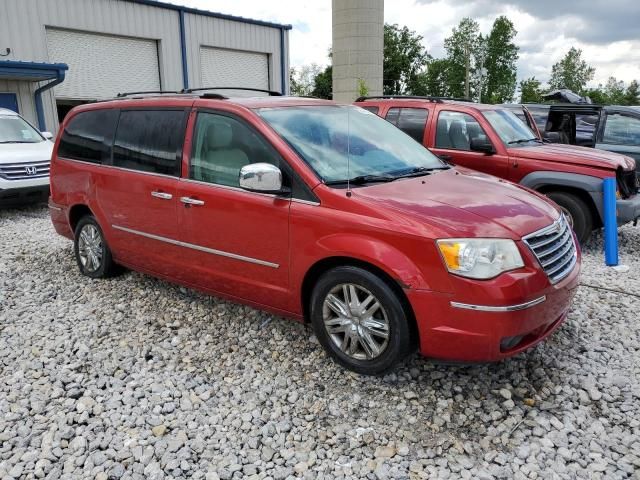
[{"left": 25, "top": 166, "right": 38, "bottom": 176}]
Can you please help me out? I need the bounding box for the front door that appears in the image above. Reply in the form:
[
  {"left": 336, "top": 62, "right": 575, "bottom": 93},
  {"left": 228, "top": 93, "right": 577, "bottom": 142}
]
[
  {"left": 176, "top": 110, "right": 290, "bottom": 309},
  {"left": 596, "top": 111, "right": 640, "bottom": 169},
  {"left": 429, "top": 109, "right": 510, "bottom": 178}
]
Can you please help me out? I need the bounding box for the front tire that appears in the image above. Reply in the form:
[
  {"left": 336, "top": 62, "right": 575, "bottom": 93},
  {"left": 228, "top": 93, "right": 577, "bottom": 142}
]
[
  {"left": 310, "top": 266, "right": 413, "bottom": 375},
  {"left": 546, "top": 191, "right": 593, "bottom": 244},
  {"left": 74, "top": 215, "right": 117, "bottom": 278}
]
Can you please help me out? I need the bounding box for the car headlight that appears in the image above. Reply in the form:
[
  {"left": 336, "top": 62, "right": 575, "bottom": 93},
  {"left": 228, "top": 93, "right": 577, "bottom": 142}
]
[{"left": 436, "top": 238, "right": 524, "bottom": 279}]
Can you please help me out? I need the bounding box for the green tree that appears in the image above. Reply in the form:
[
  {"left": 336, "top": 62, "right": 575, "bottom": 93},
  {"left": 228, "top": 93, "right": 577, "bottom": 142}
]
[
  {"left": 623, "top": 80, "right": 640, "bottom": 105},
  {"left": 443, "top": 17, "right": 482, "bottom": 99},
  {"left": 583, "top": 85, "right": 608, "bottom": 104},
  {"left": 290, "top": 64, "right": 322, "bottom": 96},
  {"left": 603, "top": 76, "right": 626, "bottom": 104},
  {"left": 311, "top": 65, "right": 332, "bottom": 99},
  {"left": 482, "top": 16, "right": 519, "bottom": 103},
  {"left": 549, "top": 47, "right": 595, "bottom": 93},
  {"left": 413, "top": 58, "right": 451, "bottom": 96},
  {"left": 383, "top": 23, "right": 430, "bottom": 95},
  {"left": 519, "top": 77, "right": 544, "bottom": 103}
]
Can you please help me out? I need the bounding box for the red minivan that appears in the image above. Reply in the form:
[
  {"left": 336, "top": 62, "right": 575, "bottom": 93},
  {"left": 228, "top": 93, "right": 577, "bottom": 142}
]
[{"left": 49, "top": 92, "right": 580, "bottom": 374}]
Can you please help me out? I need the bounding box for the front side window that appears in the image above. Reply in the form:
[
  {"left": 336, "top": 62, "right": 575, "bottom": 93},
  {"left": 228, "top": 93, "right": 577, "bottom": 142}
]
[
  {"left": 385, "top": 107, "right": 429, "bottom": 143},
  {"left": 112, "top": 110, "right": 187, "bottom": 176},
  {"left": 482, "top": 109, "right": 538, "bottom": 146},
  {"left": 436, "top": 111, "right": 492, "bottom": 150},
  {"left": 0, "top": 115, "right": 44, "bottom": 144},
  {"left": 190, "top": 112, "right": 282, "bottom": 187},
  {"left": 603, "top": 113, "right": 640, "bottom": 146},
  {"left": 257, "top": 105, "right": 444, "bottom": 184},
  {"left": 58, "top": 110, "right": 119, "bottom": 163}
]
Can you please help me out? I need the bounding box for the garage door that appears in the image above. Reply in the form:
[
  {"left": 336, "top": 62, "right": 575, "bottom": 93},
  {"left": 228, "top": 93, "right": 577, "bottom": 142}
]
[
  {"left": 46, "top": 29, "right": 161, "bottom": 100},
  {"left": 199, "top": 47, "right": 269, "bottom": 96}
]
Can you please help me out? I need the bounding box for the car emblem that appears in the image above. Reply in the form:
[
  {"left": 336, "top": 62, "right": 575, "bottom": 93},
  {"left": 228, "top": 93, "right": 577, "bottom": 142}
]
[{"left": 25, "top": 166, "right": 38, "bottom": 175}]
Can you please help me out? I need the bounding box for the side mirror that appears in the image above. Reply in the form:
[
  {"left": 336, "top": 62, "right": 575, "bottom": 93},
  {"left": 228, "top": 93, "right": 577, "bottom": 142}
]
[
  {"left": 469, "top": 136, "right": 495, "bottom": 154},
  {"left": 239, "top": 163, "right": 286, "bottom": 194},
  {"left": 42, "top": 131, "right": 54, "bottom": 140}
]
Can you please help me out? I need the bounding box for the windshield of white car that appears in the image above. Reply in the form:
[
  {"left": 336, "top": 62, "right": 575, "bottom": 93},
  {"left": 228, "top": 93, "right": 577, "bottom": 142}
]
[
  {"left": 483, "top": 109, "right": 540, "bottom": 146},
  {"left": 257, "top": 105, "right": 446, "bottom": 185},
  {"left": 0, "top": 116, "right": 45, "bottom": 144}
]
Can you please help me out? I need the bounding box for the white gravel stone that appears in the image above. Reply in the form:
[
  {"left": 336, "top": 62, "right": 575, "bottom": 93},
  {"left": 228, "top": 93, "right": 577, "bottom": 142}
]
[{"left": 1, "top": 205, "right": 639, "bottom": 479}]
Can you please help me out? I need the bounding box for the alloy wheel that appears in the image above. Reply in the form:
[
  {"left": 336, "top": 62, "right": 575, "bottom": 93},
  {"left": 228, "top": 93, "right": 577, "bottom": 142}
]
[
  {"left": 77, "top": 224, "right": 103, "bottom": 273},
  {"left": 322, "top": 283, "right": 390, "bottom": 360}
]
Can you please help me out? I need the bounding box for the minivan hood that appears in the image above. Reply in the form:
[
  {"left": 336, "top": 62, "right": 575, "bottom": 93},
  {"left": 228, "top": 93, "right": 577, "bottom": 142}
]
[
  {"left": 509, "top": 143, "right": 635, "bottom": 171},
  {"left": 353, "top": 168, "right": 559, "bottom": 239},
  {"left": 0, "top": 141, "right": 53, "bottom": 164}
]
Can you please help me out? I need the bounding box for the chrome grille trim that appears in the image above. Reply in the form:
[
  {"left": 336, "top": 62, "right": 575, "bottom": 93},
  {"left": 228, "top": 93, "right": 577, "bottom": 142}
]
[
  {"left": 523, "top": 215, "right": 577, "bottom": 284},
  {"left": 0, "top": 161, "right": 50, "bottom": 180}
]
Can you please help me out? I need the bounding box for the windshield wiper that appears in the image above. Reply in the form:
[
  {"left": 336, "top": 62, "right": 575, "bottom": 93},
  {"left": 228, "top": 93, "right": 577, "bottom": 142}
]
[
  {"left": 324, "top": 174, "right": 396, "bottom": 186},
  {"left": 394, "top": 166, "right": 450, "bottom": 179},
  {"left": 507, "top": 138, "right": 541, "bottom": 145}
]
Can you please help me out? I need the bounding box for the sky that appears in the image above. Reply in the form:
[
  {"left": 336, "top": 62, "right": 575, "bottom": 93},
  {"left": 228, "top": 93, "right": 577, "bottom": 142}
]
[{"left": 178, "top": 0, "right": 640, "bottom": 88}]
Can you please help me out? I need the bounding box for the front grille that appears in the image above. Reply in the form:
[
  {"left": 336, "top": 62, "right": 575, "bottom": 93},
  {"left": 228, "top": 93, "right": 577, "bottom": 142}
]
[
  {"left": 617, "top": 169, "right": 639, "bottom": 199},
  {"left": 0, "top": 161, "right": 50, "bottom": 180},
  {"left": 523, "top": 215, "right": 577, "bottom": 284}
]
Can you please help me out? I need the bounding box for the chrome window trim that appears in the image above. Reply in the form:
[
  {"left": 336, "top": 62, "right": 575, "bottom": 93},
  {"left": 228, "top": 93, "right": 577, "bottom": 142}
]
[
  {"left": 291, "top": 198, "right": 320, "bottom": 206},
  {"left": 450, "top": 295, "right": 546, "bottom": 312},
  {"left": 112, "top": 225, "right": 279, "bottom": 269}
]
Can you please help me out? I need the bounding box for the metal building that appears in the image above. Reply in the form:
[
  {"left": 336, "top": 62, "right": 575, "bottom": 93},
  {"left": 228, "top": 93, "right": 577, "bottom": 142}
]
[{"left": 0, "top": 0, "right": 291, "bottom": 133}]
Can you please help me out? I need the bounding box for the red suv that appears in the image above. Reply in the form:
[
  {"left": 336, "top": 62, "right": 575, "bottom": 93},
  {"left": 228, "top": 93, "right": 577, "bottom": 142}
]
[
  {"left": 355, "top": 96, "right": 640, "bottom": 243},
  {"left": 49, "top": 91, "right": 580, "bottom": 374}
]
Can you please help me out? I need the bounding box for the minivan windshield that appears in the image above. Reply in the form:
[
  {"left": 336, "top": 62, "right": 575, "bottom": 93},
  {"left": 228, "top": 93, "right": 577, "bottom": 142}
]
[
  {"left": 258, "top": 105, "right": 446, "bottom": 185},
  {"left": 483, "top": 109, "right": 540, "bottom": 146},
  {"left": 0, "top": 115, "right": 44, "bottom": 144}
]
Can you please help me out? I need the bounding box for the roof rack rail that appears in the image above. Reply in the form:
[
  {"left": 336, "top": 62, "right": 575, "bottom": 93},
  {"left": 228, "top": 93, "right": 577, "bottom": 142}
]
[
  {"left": 355, "top": 95, "right": 472, "bottom": 103},
  {"left": 116, "top": 90, "right": 180, "bottom": 98},
  {"left": 182, "top": 87, "right": 283, "bottom": 96}
]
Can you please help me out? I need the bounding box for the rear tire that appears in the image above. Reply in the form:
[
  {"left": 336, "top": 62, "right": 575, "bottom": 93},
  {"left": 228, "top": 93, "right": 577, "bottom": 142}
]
[
  {"left": 310, "top": 266, "right": 412, "bottom": 375},
  {"left": 74, "top": 215, "right": 117, "bottom": 278},
  {"left": 546, "top": 191, "right": 593, "bottom": 244}
]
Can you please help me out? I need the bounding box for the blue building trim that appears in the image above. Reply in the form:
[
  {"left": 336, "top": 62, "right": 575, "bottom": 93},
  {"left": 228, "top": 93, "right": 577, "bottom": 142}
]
[
  {"left": 124, "top": 0, "right": 292, "bottom": 30},
  {"left": 280, "top": 28, "right": 287, "bottom": 94},
  {"left": 0, "top": 61, "right": 68, "bottom": 130},
  {"left": 178, "top": 10, "right": 189, "bottom": 90}
]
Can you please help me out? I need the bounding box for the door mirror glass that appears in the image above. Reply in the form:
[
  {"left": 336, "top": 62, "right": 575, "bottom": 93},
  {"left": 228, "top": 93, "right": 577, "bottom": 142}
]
[
  {"left": 469, "top": 136, "right": 495, "bottom": 154},
  {"left": 239, "top": 163, "right": 284, "bottom": 193},
  {"left": 41, "top": 131, "right": 54, "bottom": 140}
]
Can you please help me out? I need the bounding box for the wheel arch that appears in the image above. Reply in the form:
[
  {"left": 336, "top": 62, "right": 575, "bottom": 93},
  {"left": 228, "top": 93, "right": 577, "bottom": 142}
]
[
  {"left": 520, "top": 171, "right": 604, "bottom": 228},
  {"left": 300, "top": 256, "right": 420, "bottom": 347},
  {"left": 68, "top": 204, "right": 95, "bottom": 233}
]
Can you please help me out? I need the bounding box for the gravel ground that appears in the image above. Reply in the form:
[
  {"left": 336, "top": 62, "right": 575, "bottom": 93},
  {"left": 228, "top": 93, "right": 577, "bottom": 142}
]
[{"left": 1, "top": 205, "right": 639, "bottom": 480}]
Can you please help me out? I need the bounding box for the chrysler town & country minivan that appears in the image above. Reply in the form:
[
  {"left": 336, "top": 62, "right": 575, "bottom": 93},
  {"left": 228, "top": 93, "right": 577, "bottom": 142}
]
[{"left": 49, "top": 92, "right": 580, "bottom": 374}]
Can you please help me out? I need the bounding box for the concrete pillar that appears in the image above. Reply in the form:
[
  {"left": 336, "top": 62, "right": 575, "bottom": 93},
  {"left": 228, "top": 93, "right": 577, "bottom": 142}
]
[{"left": 332, "top": 0, "right": 384, "bottom": 102}]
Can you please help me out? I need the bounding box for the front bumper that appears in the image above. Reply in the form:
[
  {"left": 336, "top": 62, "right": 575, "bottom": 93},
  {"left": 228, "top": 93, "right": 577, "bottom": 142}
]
[
  {"left": 0, "top": 184, "right": 50, "bottom": 206},
  {"left": 616, "top": 194, "right": 640, "bottom": 225},
  {"left": 407, "top": 256, "right": 581, "bottom": 362}
]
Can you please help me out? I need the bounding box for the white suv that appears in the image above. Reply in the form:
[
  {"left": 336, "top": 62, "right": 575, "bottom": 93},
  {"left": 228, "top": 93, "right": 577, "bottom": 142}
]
[{"left": 0, "top": 108, "right": 54, "bottom": 205}]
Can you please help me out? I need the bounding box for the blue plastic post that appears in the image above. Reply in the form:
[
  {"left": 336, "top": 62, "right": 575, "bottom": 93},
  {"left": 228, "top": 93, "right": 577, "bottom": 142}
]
[{"left": 603, "top": 177, "right": 618, "bottom": 266}]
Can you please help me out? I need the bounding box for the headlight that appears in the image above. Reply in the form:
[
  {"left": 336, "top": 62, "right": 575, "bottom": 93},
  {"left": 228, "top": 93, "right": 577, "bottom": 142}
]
[{"left": 436, "top": 238, "right": 524, "bottom": 279}]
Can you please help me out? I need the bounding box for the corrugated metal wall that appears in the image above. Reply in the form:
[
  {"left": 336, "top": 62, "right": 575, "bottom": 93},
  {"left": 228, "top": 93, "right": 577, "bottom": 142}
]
[
  {"left": 183, "top": 13, "right": 285, "bottom": 93},
  {"left": 0, "top": 80, "right": 38, "bottom": 126},
  {"left": 0, "top": 0, "right": 289, "bottom": 132}
]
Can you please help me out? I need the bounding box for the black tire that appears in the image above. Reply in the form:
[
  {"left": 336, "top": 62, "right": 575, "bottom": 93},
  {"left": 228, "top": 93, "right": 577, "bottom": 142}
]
[
  {"left": 310, "top": 266, "right": 413, "bottom": 375},
  {"left": 73, "top": 215, "right": 117, "bottom": 278},
  {"left": 546, "top": 191, "right": 593, "bottom": 244}
]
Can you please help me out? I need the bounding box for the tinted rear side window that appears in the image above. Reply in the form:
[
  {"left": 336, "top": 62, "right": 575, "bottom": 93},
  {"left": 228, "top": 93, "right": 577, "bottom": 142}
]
[
  {"left": 360, "top": 105, "right": 380, "bottom": 115},
  {"left": 113, "top": 110, "right": 187, "bottom": 176},
  {"left": 385, "top": 107, "right": 428, "bottom": 143},
  {"left": 58, "top": 110, "right": 118, "bottom": 163}
]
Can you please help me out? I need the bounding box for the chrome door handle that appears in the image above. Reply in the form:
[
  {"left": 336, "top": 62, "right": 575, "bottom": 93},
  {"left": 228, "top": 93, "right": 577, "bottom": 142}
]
[
  {"left": 180, "top": 196, "right": 205, "bottom": 206},
  {"left": 151, "top": 191, "right": 173, "bottom": 200}
]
